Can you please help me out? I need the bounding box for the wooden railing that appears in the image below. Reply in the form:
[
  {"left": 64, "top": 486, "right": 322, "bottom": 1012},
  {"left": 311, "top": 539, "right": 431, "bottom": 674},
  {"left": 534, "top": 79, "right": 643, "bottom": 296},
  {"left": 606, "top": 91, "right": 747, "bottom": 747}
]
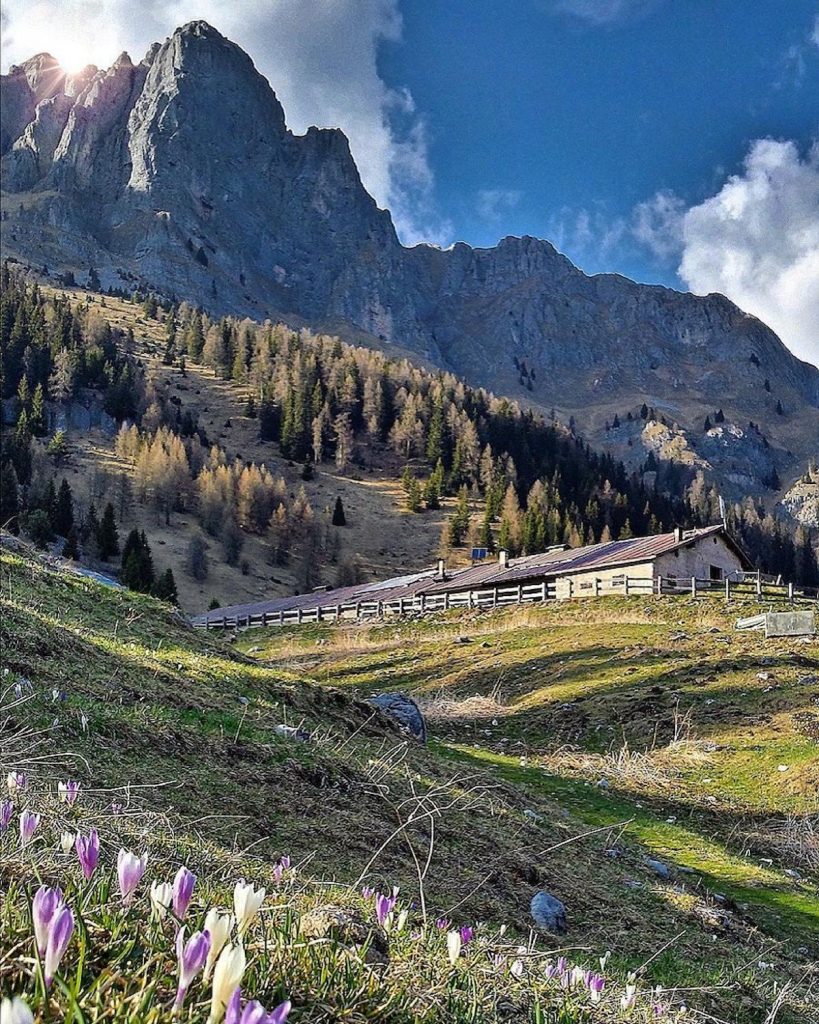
[{"left": 194, "top": 572, "right": 817, "bottom": 631}]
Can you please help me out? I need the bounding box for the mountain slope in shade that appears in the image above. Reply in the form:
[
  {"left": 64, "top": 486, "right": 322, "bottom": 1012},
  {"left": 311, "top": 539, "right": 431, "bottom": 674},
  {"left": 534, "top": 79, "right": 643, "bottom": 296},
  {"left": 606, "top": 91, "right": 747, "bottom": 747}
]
[{"left": 2, "top": 20, "right": 817, "bottom": 494}]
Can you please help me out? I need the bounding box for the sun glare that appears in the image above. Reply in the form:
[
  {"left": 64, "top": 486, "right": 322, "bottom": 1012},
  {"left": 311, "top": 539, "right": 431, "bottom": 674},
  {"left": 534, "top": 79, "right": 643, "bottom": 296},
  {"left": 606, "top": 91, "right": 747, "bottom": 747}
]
[{"left": 53, "top": 38, "right": 98, "bottom": 75}]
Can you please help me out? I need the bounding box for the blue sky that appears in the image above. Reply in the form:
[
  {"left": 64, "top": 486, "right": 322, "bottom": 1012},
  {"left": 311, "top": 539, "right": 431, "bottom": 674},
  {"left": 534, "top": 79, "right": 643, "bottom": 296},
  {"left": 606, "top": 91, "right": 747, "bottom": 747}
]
[
  {"left": 2, "top": 0, "right": 817, "bottom": 362},
  {"left": 382, "top": 0, "right": 818, "bottom": 276}
]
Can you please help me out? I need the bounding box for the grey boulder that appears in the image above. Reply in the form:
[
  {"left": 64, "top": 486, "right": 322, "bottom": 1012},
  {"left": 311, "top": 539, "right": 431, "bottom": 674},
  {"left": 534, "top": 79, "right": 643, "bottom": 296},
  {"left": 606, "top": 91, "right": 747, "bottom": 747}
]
[
  {"left": 530, "top": 891, "right": 567, "bottom": 934},
  {"left": 368, "top": 692, "right": 427, "bottom": 742}
]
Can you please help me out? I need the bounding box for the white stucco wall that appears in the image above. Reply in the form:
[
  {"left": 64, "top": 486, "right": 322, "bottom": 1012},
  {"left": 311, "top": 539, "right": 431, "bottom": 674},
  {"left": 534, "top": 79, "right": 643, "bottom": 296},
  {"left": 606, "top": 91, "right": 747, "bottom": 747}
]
[
  {"left": 553, "top": 534, "right": 744, "bottom": 599},
  {"left": 654, "top": 534, "right": 743, "bottom": 581}
]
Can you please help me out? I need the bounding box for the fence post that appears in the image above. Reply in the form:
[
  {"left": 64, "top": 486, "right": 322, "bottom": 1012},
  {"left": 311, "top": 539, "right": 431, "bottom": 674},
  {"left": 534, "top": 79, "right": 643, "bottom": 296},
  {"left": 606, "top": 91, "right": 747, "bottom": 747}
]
[
  {"left": 540, "top": 581, "right": 546, "bottom": 602},
  {"left": 756, "top": 576, "right": 762, "bottom": 601},
  {"left": 725, "top": 578, "right": 730, "bottom": 603},
  {"left": 594, "top": 577, "right": 601, "bottom": 597},
  {"left": 788, "top": 582, "right": 794, "bottom": 603},
  {"left": 444, "top": 592, "right": 450, "bottom": 610},
  {"left": 297, "top": 608, "right": 303, "bottom": 624},
  {"left": 691, "top": 577, "right": 697, "bottom": 598}
]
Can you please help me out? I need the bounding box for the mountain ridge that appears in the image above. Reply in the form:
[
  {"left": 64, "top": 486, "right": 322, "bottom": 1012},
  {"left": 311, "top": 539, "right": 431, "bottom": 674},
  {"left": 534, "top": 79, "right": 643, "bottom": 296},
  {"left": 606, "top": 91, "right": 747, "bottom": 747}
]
[{"left": 2, "top": 20, "right": 817, "bottom": 494}]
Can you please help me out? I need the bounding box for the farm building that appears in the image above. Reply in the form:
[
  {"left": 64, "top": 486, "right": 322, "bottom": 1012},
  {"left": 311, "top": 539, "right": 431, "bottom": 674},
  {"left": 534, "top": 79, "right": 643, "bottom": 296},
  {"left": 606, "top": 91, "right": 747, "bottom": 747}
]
[{"left": 194, "top": 525, "right": 756, "bottom": 630}]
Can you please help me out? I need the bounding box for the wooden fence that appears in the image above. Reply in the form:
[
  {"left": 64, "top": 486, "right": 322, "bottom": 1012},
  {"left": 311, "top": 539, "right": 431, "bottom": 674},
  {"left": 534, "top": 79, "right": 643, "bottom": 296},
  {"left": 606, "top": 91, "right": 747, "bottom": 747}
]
[{"left": 196, "top": 572, "right": 817, "bottom": 631}]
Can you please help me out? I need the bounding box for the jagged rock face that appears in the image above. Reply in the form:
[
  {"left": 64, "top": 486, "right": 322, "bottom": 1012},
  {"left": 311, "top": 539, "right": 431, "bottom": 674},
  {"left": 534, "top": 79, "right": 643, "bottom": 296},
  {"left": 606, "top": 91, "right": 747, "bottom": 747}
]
[{"left": 1, "top": 20, "right": 817, "bottom": 494}]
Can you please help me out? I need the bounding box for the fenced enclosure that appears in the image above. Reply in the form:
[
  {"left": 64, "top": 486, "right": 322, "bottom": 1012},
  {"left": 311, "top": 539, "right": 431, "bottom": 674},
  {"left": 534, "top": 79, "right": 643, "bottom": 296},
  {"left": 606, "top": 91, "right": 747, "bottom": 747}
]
[{"left": 197, "top": 571, "right": 818, "bottom": 631}]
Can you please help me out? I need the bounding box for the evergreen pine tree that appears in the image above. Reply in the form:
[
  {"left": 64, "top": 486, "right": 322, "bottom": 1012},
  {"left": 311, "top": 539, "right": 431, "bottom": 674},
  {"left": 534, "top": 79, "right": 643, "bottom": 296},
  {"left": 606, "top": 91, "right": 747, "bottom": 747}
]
[
  {"left": 0, "top": 462, "right": 20, "bottom": 533},
  {"left": 62, "top": 527, "right": 80, "bottom": 560},
  {"left": 53, "top": 479, "right": 74, "bottom": 536},
  {"left": 153, "top": 567, "right": 179, "bottom": 605},
  {"left": 332, "top": 496, "right": 346, "bottom": 526},
  {"left": 97, "top": 503, "right": 120, "bottom": 560}
]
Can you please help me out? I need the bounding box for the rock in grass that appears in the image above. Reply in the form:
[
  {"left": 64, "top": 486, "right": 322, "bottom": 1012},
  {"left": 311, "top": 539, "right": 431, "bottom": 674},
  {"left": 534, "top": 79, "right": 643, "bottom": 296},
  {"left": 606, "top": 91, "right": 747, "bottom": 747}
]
[
  {"left": 273, "top": 723, "right": 311, "bottom": 742},
  {"left": 368, "top": 692, "right": 427, "bottom": 742},
  {"left": 530, "top": 891, "right": 567, "bottom": 934},
  {"left": 646, "top": 858, "right": 671, "bottom": 879}
]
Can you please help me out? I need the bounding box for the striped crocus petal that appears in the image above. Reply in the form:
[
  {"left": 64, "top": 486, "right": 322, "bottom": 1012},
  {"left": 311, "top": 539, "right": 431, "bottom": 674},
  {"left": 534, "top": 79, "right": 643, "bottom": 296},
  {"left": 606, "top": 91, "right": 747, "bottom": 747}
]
[
  {"left": 44, "top": 903, "right": 74, "bottom": 987},
  {"left": 58, "top": 780, "right": 81, "bottom": 806},
  {"left": 173, "top": 865, "right": 197, "bottom": 921},
  {"left": 19, "top": 810, "right": 40, "bottom": 846},
  {"left": 32, "top": 886, "right": 64, "bottom": 958},
  {"left": 75, "top": 829, "right": 100, "bottom": 880}
]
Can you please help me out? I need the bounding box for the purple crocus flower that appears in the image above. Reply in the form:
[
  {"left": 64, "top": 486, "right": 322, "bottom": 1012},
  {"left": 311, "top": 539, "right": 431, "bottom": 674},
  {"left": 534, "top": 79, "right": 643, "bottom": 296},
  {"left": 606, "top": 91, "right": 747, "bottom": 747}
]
[
  {"left": 374, "top": 892, "right": 397, "bottom": 926},
  {"left": 20, "top": 810, "right": 40, "bottom": 847},
  {"left": 32, "top": 886, "right": 64, "bottom": 957},
  {"left": 7, "top": 771, "right": 26, "bottom": 795},
  {"left": 117, "top": 848, "right": 148, "bottom": 904},
  {"left": 173, "top": 865, "right": 196, "bottom": 921},
  {"left": 361, "top": 885, "right": 375, "bottom": 899},
  {"left": 174, "top": 926, "right": 211, "bottom": 1011},
  {"left": 76, "top": 829, "right": 100, "bottom": 880},
  {"left": 58, "top": 780, "right": 81, "bottom": 806},
  {"left": 435, "top": 917, "right": 451, "bottom": 930},
  {"left": 225, "top": 989, "right": 291, "bottom": 1024},
  {"left": 587, "top": 973, "right": 605, "bottom": 1003},
  {"left": 272, "top": 855, "right": 290, "bottom": 884},
  {"left": 459, "top": 925, "right": 474, "bottom": 946},
  {"left": 110, "top": 801, "right": 123, "bottom": 816},
  {"left": 44, "top": 903, "right": 74, "bottom": 988},
  {"left": 0, "top": 798, "right": 12, "bottom": 831}
]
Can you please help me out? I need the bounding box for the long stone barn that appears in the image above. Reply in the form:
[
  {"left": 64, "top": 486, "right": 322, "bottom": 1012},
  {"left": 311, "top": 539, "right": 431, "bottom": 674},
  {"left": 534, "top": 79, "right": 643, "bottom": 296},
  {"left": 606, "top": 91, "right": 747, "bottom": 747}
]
[{"left": 194, "top": 525, "right": 755, "bottom": 630}]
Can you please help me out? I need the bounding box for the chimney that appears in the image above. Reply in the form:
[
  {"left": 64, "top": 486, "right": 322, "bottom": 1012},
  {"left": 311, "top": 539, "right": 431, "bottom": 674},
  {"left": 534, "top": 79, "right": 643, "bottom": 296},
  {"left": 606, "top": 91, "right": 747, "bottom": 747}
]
[
  {"left": 674, "top": 526, "right": 684, "bottom": 543},
  {"left": 436, "top": 558, "right": 446, "bottom": 578},
  {"left": 498, "top": 549, "right": 509, "bottom": 569}
]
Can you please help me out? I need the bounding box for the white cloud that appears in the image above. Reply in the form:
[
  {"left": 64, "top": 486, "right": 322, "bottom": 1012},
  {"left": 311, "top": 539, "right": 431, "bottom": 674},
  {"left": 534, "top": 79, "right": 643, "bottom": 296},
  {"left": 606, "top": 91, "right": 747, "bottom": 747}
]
[
  {"left": 546, "top": 203, "right": 628, "bottom": 270},
  {"left": 0, "top": 0, "right": 448, "bottom": 245},
  {"left": 812, "top": 15, "right": 819, "bottom": 47},
  {"left": 631, "top": 190, "right": 685, "bottom": 260},
  {"left": 676, "top": 139, "right": 819, "bottom": 367},
  {"left": 551, "top": 0, "right": 657, "bottom": 26},
  {"left": 476, "top": 189, "right": 522, "bottom": 222}
]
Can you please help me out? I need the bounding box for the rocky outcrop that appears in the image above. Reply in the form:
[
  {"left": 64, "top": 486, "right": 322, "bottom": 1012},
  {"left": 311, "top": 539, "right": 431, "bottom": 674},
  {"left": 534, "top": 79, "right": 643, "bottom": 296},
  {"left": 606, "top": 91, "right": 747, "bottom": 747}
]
[{"left": 1, "top": 20, "right": 817, "bottom": 493}]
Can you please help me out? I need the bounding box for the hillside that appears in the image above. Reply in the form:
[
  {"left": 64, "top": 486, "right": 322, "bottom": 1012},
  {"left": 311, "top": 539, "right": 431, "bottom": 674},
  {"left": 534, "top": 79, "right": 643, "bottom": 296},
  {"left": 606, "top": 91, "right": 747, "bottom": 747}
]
[
  {"left": 3, "top": 274, "right": 815, "bottom": 616},
  {"left": 2, "top": 540, "right": 817, "bottom": 1022},
  {"left": 1, "top": 20, "right": 817, "bottom": 496}
]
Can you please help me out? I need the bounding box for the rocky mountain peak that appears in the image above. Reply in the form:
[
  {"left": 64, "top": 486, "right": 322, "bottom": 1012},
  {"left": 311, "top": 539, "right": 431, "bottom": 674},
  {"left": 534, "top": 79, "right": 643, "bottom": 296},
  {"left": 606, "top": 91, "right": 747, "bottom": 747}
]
[{"left": 1, "top": 22, "right": 816, "bottom": 495}]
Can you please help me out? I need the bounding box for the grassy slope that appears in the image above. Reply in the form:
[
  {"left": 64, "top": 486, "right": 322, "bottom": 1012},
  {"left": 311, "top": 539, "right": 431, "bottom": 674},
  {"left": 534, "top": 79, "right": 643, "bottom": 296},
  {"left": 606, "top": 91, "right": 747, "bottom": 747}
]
[
  {"left": 238, "top": 595, "right": 819, "bottom": 1010},
  {"left": 3, "top": 542, "right": 818, "bottom": 1021},
  {"left": 47, "top": 288, "right": 448, "bottom": 612}
]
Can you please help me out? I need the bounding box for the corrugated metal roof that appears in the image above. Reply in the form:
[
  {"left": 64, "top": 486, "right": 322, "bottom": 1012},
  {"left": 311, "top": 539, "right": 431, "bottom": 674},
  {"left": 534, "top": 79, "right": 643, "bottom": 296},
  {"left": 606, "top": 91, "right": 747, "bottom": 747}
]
[
  {"left": 193, "top": 567, "right": 437, "bottom": 624},
  {"left": 194, "top": 526, "right": 731, "bottom": 624}
]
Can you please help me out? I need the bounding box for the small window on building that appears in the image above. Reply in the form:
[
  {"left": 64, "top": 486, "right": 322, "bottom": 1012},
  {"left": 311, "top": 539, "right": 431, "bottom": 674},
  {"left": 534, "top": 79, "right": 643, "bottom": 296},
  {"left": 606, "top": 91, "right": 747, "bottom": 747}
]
[
  {"left": 612, "top": 574, "right": 625, "bottom": 586},
  {"left": 709, "top": 565, "right": 723, "bottom": 581},
  {"left": 579, "top": 581, "right": 593, "bottom": 590}
]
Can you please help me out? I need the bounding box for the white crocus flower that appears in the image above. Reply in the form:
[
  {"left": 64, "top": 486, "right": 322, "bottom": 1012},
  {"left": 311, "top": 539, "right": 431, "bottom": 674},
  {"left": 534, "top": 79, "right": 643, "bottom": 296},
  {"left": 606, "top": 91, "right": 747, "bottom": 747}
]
[
  {"left": 510, "top": 959, "right": 525, "bottom": 979},
  {"left": 446, "top": 929, "right": 462, "bottom": 966},
  {"left": 60, "top": 832, "right": 75, "bottom": 854},
  {"left": 208, "top": 942, "right": 246, "bottom": 1024},
  {"left": 203, "top": 908, "right": 234, "bottom": 980},
  {"left": 150, "top": 881, "right": 173, "bottom": 921},
  {"left": 1, "top": 996, "right": 34, "bottom": 1024},
  {"left": 233, "top": 880, "right": 265, "bottom": 938}
]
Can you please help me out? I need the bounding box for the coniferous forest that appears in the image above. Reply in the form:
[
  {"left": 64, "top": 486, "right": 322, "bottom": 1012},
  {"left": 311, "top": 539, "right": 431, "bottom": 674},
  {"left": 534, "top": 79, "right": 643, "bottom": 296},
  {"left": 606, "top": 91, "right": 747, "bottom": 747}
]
[{"left": 1, "top": 264, "right": 816, "bottom": 591}]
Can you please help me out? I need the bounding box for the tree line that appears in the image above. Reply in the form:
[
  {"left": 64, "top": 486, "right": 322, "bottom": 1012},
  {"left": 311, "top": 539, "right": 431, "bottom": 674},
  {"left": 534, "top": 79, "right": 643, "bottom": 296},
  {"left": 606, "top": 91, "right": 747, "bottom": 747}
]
[{"left": 1, "top": 265, "right": 816, "bottom": 589}]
